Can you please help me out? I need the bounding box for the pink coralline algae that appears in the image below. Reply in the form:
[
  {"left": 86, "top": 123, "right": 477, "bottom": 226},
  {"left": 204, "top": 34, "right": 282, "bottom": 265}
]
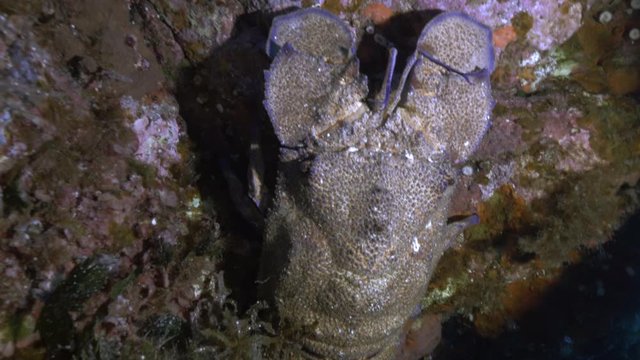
[
  {"left": 0, "top": 6, "right": 202, "bottom": 357},
  {"left": 415, "top": 0, "right": 583, "bottom": 51},
  {"left": 121, "top": 95, "right": 184, "bottom": 178},
  {"left": 541, "top": 109, "right": 604, "bottom": 173}
]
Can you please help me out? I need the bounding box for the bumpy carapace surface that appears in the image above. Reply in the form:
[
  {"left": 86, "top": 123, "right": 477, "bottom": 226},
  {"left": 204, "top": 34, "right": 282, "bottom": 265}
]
[{"left": 259, "top": 8, "right": 494, "bottom": 359}]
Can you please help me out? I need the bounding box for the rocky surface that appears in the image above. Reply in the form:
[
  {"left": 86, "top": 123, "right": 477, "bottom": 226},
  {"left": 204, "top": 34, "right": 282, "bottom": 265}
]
[{"left": 0, "top": 0, "right": 638, "bottom": 359}]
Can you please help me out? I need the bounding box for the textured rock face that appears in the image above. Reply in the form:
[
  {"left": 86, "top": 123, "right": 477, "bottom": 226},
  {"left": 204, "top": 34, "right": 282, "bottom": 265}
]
[{"left": 259, "top": 8, "right": 494, "bottom": 358}]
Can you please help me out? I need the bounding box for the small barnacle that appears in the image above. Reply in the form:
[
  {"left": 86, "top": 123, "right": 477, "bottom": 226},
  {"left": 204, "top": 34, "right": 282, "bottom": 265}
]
[{"left": 598, "top": 10, "right": 613, "bottom": 24}]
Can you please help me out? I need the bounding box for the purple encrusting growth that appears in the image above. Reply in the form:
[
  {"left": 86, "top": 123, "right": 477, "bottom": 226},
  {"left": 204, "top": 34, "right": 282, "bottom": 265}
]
[
  {"left": 260, "top": 8, "right": 494, "bottom": 359},
  {"left": 122, "top": 96, "right": 183, "bottom": 178}
]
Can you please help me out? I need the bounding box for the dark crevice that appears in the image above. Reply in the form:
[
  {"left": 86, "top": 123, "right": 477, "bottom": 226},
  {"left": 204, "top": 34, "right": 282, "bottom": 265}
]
[{"left": 434, "top": 208, "right": 640, "bottom": 360}]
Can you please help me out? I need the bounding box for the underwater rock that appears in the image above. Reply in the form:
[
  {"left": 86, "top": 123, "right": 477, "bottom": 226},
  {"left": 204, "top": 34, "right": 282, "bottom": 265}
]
[
  {"left": 0, "top": 3, "right": 206, "bottom": 357},
  {"left": 1, "top": 1, "right": 638, "bottom": 358},
  {"left": 259, "top": 8, "right": 494, "bottom": 359},
  {"left": 145, "top": 0, "right": 244, "bottom": 63}
]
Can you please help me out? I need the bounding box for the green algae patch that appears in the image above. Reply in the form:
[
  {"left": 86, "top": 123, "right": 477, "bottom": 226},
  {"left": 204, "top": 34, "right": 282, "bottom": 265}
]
[
  {"left": 109, "top": 221, "right": 138, "bottom": 248},
  {"left": 423, "top": 271, "right": 471, "bottom": 309},
  {"left": 109, "top": 271, "right": 138, "bottom": 300},
  {"left": 1, "top": 171, "right": 31, "bottom": 215},
  {"left": 577, "top": 99, "right": 640, "bottom": 163},
  {"left": 127, "top": 159, "right": 159, "bottom": 187},
  {"left": 511, "top": 12, "right": 533, "bottom": 38},
  {"left": 140, "top": 314, "right": 189, "bottom": 349},
  {"left": 1, "top": 313, "right": 38, "bottom": 356},
  {"left": 465, "top": 185, "right": 534, "bottom": 247},
  {"left": 37, "top": 255, "right": 117, "bottom": 358},
  {"left": 511, "top": 107, "right": 544, "bottom": 143}
]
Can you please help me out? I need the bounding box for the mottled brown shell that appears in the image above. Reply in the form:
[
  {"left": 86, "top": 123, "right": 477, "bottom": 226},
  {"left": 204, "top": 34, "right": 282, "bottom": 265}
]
[{"left": 260, "top": 8, "right": 494, "bottom": 359}]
